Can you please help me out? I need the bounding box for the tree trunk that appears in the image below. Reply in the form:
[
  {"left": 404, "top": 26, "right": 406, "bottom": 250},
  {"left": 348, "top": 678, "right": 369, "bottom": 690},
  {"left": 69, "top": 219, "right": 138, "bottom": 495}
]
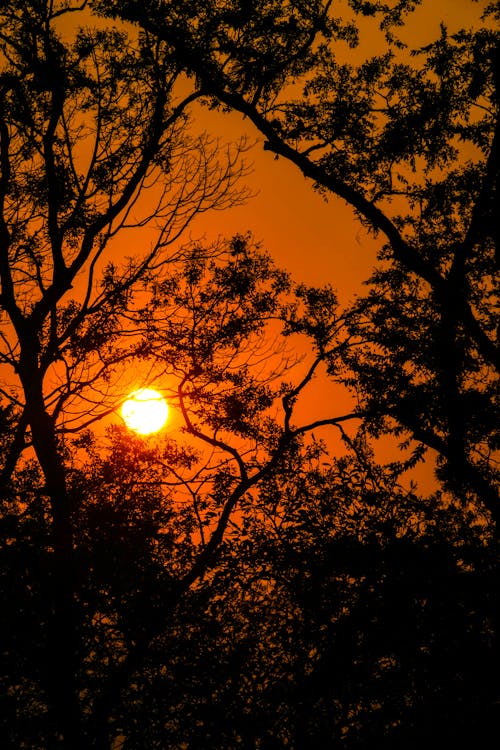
[{"left": 21, "top": 355, "right": 82, "bottom": 748}]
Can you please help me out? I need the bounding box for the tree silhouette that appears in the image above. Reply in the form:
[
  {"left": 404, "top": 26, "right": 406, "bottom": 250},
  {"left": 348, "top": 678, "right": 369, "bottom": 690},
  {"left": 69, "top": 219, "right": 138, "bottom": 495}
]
[
  {"left": 104, "top": 0, "right": 499, "bottom": 523},
  {"left": 0, "top": 1, "right": 245, "bottom": 744},
  {"left": 2, "top": 1, "right": 500, "bottom": 747},
  {"left": 2, "top": 229, "right": 369, "bottom": 746}
]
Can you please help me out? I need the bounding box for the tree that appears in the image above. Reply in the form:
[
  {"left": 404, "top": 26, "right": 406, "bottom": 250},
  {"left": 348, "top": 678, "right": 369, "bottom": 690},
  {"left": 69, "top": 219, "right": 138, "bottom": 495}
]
[
  {"left": 93, "top": 234, "right": 370, "bottom": 746},
  {"left": 102, "top": 0, "right": 500, "bottom": 523},
  {"left": 0, "top": 125, "right": 360, "bottom": 746},
  {"left": 0, "top": 0, "right": 247, "bottom": 744},
  {"left": 2, "top": 2, "right": 499, "bottom": 746},
  {"left": 44, "top": 411, "right": 499, "bottom": 748}
]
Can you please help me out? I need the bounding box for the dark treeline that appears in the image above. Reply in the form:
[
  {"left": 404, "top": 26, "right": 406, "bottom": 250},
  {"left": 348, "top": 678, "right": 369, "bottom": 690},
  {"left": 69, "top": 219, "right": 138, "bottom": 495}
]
[{"left": 0, "top": 1, "right": 498, "bottom": 747}]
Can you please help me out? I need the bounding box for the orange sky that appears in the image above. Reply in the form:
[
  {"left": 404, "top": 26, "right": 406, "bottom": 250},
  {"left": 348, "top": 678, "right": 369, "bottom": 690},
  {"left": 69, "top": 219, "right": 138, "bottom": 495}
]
[
  {"left": 182, "top": 0, "right": 489, "bottom": 302},
  {"left": 52, "top": 0, "right": 489, "bottom": 300},
  {"left": 167, "top": 0, "right": 489, "bottom": 493},
  {"left": 6, "top": 1, "right": 490, "bottom": 494}
]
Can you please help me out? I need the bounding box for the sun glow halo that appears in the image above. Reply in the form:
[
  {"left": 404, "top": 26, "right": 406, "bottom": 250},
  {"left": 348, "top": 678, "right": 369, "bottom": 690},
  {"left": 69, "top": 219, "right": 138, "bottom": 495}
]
[{"left": 121, "top": 388, "right": 169, "bottom": 435}]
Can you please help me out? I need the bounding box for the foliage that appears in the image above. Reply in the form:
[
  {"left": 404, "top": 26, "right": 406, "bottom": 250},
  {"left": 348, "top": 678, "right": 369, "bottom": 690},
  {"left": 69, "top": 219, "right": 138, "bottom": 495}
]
[
  {"left": 1, "top": 1, "right": 500, "bottom": 747},
  {"left": 0, "top": 0, "right": 249, "bottom": 443},
  {"left": 0, "top": 1, "right": 247, "bottom": 744},
  {"left": 103, "top": 0, "right": 500, "bottom": 518},
  {"left": 3, "top": 420, "right": 498, "bottom": 748},
  {"left": 0, "top": 215, "right": 363, "bottom": 747}
]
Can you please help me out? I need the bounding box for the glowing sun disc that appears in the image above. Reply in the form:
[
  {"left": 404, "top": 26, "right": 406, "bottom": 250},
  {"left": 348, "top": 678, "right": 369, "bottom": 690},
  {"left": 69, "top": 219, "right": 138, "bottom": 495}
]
[{"left": 121, "top": 388, "right": 169, "bottom": 435}]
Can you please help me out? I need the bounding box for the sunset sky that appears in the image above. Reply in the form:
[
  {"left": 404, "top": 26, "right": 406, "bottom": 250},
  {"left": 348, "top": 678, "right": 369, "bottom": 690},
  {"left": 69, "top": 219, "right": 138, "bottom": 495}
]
[
  {"left": 145, "top": 0, "right": 488, "bottom": 495},
  {"left": 1, "top": 3, "right": 497, "bottom": 745},
  {"left": 52, "top": 0, "right": 489, "bottom": 301},
  {"left": 183, "top": 0, "right": 488, "bottom": 299},
  {"left": 51, "top": 0, "right": 491, "bottom": 493},
  {"left": 6, "top": 0, "right": 491, "bottom": 488}
]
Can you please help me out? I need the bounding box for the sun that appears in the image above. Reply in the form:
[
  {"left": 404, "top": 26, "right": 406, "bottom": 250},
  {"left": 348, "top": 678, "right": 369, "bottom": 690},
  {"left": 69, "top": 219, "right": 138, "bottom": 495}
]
[{"left": 121, "top": 388, "right": 169, "bottom": 435}]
